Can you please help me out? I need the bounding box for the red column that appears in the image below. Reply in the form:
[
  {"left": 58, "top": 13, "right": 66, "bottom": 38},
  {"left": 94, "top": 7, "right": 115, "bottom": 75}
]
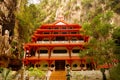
[
  {"left": 67, "top": 47, "right": 73, "bottom": 58},
  {"left": 48, "top": 47, "right": 53, "bottom": 58},
  {"left": 68, "top": 37, "right": 71, "bottom": 43}
]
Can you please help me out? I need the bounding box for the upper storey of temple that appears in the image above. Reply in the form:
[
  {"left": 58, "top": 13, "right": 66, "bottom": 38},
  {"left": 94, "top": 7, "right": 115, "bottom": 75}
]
[
  {"left": 23, "top": 19, "right": 89, "bottom": 51},
  {"left": 39, "top": 20, "right": 81, "bottom": 29},
  {"left": 31, "top": 20, "right": 89, "bottom": 43}
]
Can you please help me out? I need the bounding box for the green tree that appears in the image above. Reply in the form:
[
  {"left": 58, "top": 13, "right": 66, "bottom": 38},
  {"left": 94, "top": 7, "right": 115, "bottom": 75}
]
[
  {"left": 15, "top": 0, "right": 39, "bottom": 42},
  {"left": 15, "top": 0, "right": 57, "bottom": 42},
  {"left": 80, "top": 11, "right": 115, "bottom": 80},
  {"left": 109, "top": 26, "right": 120, "bottom": 80},
  {"left": 109, "top": 0, "right": 120, "bottom": 14},
  {"left": 110, "top": 64, "right": 120, "bottom": 80}
]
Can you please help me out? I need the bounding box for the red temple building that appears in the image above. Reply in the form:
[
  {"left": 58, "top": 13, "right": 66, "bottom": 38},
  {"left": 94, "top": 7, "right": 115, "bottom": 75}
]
[{"left": 23, "top": 19, "right": 97, "bottom": 71}]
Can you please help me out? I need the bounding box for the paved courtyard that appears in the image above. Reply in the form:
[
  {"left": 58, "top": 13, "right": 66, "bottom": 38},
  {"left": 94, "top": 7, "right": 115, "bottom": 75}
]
[
  {"left": 71, "top": 70, "right": 110, "bottom": 80},
  {"left": 0, "top": 70, "right": 110, "bottom": 80},
  {"left": 47, "top": 70, "right": 110, "bottom": 80}
]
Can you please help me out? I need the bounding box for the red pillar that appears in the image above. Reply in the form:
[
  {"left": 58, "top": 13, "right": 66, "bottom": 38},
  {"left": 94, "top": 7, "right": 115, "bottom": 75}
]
[
  {"left": 67, "top": 47, "right": 72, "bottom": 58},
  {"left": 48, "top": 47, "right": 53, "bottom": 58}
]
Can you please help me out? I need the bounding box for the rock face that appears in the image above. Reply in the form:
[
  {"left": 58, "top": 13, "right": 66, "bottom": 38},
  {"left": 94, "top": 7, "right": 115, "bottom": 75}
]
[
  {"left": 0, "top": 25, "right": 11, "bottom": 68},
  {"left": 0, "top": 0, "right": 22, "bottom": 69},
  {"left": 0, "top": 0, "right": 17, "bottom": 36},
  {"left": 38, "top": 0, "right": 120, "bottom": 26},
  {"left": 0, "top": 25, "right": 22, "bottom": 69}
]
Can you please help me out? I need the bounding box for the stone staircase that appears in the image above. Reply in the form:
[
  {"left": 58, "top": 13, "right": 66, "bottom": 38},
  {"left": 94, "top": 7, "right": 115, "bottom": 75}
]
[{"left": 50, "top": 71, "right": 66, "bottom": 80}]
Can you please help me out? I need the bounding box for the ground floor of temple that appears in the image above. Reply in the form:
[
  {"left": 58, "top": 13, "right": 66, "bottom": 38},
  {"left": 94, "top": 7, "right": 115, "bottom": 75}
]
[{"left": 24, "top": 59, "right": 96, "bottom": 71}]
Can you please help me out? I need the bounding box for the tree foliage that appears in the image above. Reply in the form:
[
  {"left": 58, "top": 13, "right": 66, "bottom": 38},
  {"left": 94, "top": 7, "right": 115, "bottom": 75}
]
[
  {"left": 109, "top": 0, "right": 120, "bottom": 14},
  {"left": 110, "top": 64, "right": 120, "bottom": 80},
  {"left": 15, "top": 1, "right": 37, "bottom": 42},
  {"left": 80, "top": 11, "right": 115, "bottom": 65},
  {"left": 15, "top": 0, "right": 59, "bottom": 42},
  {"left": 109, "top": 26, "right": 120, "bottom": 80}
]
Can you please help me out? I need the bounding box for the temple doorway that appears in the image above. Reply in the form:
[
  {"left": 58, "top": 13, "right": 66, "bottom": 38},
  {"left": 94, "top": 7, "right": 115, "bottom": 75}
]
[{"left": 55, "top": 60, "right": 65, "bottom": 71}]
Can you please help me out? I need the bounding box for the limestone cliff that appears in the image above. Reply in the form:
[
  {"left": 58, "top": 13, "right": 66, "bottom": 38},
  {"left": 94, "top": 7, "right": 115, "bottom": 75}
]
[
  {"left": 28, "top": 0, "right": 120, "bottom": 29},
  {"left": 0, "top": 0, "right": 18, "bottom": 36}
]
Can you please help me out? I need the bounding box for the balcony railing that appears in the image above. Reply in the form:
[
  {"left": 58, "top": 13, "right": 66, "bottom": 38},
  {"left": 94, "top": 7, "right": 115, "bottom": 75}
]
[
  {"left": 70, "top": 40, "right": 84, "bottom": 43},
  {"left": 51, "top": 53, "right": 69, "bottom": 56},
  {"left": 36, "top": 40, "right": 84, "bottom": 44},
  {"left": 36, "top": 41, "right": 50, "bottom": 44},
  {"left": 52, "top": 41, "right": 69, "bottom": 44}
]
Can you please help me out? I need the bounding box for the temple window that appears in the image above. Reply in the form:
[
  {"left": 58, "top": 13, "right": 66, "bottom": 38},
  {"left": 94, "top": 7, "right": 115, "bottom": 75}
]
[
  {"left": 51, "top": 64, "right": 54, "bottom": 67},
  {"left": 30, "top": 49, "right": 36, "bottom": 56},
  {"left": 36, "top": 64, "right": 40, "bottom": 67},
  {"left": 39, "top": 50, "right": 48, "bottom": 54},
  {"left": 71, "top": 32, "right": 77, "bottom": 34},
  {"left": 56, "top": 36, "right": 65, "bottom": 41},
  {"left": 44, "top": 32, "right": 49, "bottom": 34},
  {"left": 43, "top": 38, "right": 49, "bottom": 41},
  {"left": 62, "top": 26, "right": 66, "bottom": 29},
  {"left": 71, "top": 37, "right": 77, "bottom": 41},
  {"left": 43, "top": 64, "right": 48, "bottom": 67},
  {"left": 62, "top": 32, "right": 67, "bottom": 34},
  {"left": 79, "top": 37, "right": 84, "bottom": 41},
  {"left": 48, "top": 27, "right": 51, "bottom": 29},
  {"left": 53, "top": 49, "right": 67, "bottom": 54},
  {"left": 54, "top": 32, "right": 58, "bottom": 34},
  {"left": 37, "top": 38, "right": 42, "bottom": 41},
  {"left": 69, "top": 27, "right": 72, "bottom": 29},
  {"left": 43, "top": 39, "right": 49, "bottom": 41},
  {"left": 72, "top": 49, "right": 80, "bottom": 53},
  {"left": 54, "top": 27, "right": 59, "bottom": 29},
  {"left": 66, "top": 64, "right": 70, "bottom": 67},
  {"left": 73, "top": 64, "right": 77, "bottom": 67}
]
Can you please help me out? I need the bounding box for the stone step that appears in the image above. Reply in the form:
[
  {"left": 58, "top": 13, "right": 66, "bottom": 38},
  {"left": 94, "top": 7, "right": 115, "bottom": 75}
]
[{"left": 50, "top": 71, "right": 66, "bottom": 80}]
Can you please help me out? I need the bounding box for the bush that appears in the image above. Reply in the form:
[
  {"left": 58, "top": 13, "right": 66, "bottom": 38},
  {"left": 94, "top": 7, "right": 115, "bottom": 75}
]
[
  {"left": 110, "top": 64, "right": 120, "bottom": 80},
  {"left": 28, "top": 67, "right": 46, "bottom": 79},
  {"left": 0, "top": 67, "right": 3, "bottom": 73}
]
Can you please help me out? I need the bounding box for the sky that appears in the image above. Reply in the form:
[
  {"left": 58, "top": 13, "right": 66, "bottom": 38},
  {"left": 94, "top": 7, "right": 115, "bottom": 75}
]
[{"left": 28, "top": 0, "right": 40, "bottom": 4}]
